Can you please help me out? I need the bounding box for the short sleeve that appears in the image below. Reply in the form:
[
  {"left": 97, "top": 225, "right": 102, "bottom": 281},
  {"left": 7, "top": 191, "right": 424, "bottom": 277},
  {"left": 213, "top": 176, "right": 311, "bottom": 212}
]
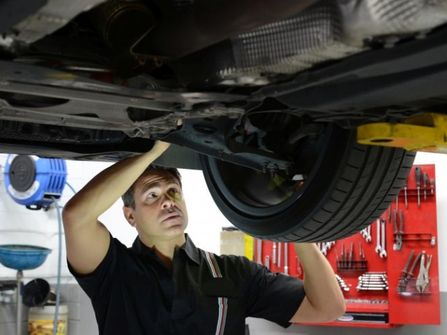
[
  {"left": 243, "top": 258, "right": 305, "bottom": 328},
  {"left": 67, "top": 235, "right": 121, "bottom": 300}
]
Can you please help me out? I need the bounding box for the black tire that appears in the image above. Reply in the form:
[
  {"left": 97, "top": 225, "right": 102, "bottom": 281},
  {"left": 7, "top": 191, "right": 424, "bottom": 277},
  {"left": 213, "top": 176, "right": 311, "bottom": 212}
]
[{"left": 200, "top": 126, "right": 415, "bottom": 242}]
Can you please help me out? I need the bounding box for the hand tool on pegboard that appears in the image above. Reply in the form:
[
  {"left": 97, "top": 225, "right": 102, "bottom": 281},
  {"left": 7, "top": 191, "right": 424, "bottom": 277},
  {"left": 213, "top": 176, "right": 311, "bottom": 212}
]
[
  {"left": 335, "top": 243, "right": 367, "bottom": 273},
  {"left": 335, "top": 274, "right": 350, "bottom": 292},
  {"left": 375, "top": 219, "right": 382, "bottom": 255},
  {"left": 380, "top": 218, "right": 387, "bottom": 258},
  {"left": 360, "top": 225, "right": 371, "bottom": 243},
  {"left": 372, "top": 216, "right": 388, "bottom": 257},
  {"left": 357, "top": 272, "right": 388, "bottom": 291},
  {"left": 396, "top": 250, "right": 433, "bottom": 295},
  {"left": 349, "top": 243, "right": 354, "bottom": 270},
  {"left": 430, "top": 177, "right": 435, "bottom": 195},
  {"left": 403, "top": 180, "right": 408, "bottom": 208},
  {"left": 272, "top": 242, "right": 277, "bottom": 265},
  {"left": 277, "top": 241, "right": 282, "bottom": 267},
  {"left": 392, "top": 210, "right": 404, "bottom": 251},
  {"left": 423, "top": 172, "right": 429, "bottom": 201},
  {"left": 415, "top": 251, "right": 432, "bottom": 294},
  {"left": 415, "top": 166, "right": 422, "bottom": 207},
  {"left": 318, "top": 241, "right": 335, "bottom": 256},
  {"left": 360, "top": 244, "right": 367, "bottom": 271},
  {"left": 397, "top": 250, "right": 421, "bottom": 293}
]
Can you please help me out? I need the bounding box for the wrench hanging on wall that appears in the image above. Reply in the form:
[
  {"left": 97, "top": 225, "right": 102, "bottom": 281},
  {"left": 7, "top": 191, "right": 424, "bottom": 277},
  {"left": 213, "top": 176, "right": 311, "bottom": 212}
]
[
  {"left": 380, "top": 219, "right": 387, "bottom": 258},
  {"left": 375, "top": 219, "right": 382, "bottom": 255}
]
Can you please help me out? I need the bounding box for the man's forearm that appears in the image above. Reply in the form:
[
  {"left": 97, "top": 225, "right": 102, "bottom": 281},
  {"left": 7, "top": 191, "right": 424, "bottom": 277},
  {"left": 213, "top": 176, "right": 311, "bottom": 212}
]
[
  {"left": 63, "top": 141, "right": 170, "bottom": 225},
  {"left": 294, "top": 243, "right": 345, "bottom": 319}
]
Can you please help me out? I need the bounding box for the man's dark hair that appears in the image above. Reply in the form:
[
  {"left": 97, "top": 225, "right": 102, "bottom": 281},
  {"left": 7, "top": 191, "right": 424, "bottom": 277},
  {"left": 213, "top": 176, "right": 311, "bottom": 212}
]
[{"left": 121, "top": 165, "right": 182, "bottom": 208}]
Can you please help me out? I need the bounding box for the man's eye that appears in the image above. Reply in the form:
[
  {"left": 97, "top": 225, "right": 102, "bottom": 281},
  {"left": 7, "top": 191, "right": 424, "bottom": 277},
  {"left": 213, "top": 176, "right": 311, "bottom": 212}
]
[
  {"left": 147, "top": 192, "right": 159, "bottom": 199},
  {"left": 169, "top": 189, "right": 182, "bottom": 198}
]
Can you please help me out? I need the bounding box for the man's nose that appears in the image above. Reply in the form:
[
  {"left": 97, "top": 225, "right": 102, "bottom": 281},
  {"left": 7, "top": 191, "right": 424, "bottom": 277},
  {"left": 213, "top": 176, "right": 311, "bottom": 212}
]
[{"left": 161, "top": 194, "right": 175, "bottom": 208}]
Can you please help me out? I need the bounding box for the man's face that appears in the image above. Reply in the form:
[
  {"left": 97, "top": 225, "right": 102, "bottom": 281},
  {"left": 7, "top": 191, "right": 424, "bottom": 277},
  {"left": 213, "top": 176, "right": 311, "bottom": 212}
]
[{"left": 124, "top": 171, "right": 188, "bottom": 242}]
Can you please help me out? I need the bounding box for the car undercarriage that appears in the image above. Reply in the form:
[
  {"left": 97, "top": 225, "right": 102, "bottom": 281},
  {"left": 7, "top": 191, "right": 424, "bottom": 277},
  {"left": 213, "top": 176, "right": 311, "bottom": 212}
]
[{"left": 1, "top": 0, "right": 446, "bottom": 241}]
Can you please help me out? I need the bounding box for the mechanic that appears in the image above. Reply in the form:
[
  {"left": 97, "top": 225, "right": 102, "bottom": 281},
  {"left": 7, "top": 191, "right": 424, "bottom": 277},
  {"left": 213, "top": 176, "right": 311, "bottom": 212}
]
[{"left": 62, "top": 141, "right": 345, "bottom": 335}]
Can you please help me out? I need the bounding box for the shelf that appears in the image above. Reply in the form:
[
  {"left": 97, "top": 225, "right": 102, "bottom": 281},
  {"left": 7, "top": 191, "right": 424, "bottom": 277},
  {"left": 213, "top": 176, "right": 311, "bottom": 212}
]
[{"left": 346, "top": 303, "right": 389, "bottom": 314}]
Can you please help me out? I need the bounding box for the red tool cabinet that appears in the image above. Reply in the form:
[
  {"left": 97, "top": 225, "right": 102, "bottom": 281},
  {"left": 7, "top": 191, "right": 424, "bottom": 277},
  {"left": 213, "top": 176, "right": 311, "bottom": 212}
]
[{"left": 254, "top": 164, "right": 440, "bottom": 328}]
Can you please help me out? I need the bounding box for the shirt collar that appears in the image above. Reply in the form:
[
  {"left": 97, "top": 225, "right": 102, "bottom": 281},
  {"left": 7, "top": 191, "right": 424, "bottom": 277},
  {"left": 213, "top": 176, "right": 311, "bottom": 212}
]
[{"left": 131, "top": 234, "right": 200, "bottom": 265}]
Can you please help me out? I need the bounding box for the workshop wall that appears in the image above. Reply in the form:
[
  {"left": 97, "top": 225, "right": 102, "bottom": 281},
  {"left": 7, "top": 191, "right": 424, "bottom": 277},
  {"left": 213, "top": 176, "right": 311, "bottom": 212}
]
[{"left": 0, "top": 152, "right": 445, "bottom": 335}]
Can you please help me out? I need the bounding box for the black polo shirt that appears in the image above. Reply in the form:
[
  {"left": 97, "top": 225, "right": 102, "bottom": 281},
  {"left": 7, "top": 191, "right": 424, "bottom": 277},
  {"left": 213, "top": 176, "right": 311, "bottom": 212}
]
[{"left": 69, "top": 234, "right": 305, "bottom": 335}]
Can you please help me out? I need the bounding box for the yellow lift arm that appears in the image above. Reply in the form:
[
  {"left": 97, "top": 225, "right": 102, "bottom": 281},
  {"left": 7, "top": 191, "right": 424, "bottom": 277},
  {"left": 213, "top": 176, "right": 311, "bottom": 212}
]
[{"left": 357, "top": 113, "right": 447, "bottom": 153}]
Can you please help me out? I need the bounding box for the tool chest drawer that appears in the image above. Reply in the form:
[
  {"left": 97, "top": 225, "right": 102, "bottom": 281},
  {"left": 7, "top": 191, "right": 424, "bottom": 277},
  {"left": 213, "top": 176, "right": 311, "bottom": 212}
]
[{"left": 253, "top": 164, "right": 440, "bottom": 328}]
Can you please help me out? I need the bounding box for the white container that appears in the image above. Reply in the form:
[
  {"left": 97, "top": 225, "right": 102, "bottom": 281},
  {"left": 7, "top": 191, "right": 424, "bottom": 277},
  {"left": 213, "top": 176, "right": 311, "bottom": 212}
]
[{"left": 28, "top": 305, "right": 68, "bottom": 335}]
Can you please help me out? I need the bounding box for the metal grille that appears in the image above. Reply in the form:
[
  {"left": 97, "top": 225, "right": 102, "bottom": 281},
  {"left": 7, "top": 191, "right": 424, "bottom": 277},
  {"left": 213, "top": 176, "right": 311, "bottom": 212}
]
[
  {"left": 233, "top": 2, "right": 343, "bottom": 70},
  {"left": 341, "top": 0, "right": 447, "bottom": 46},
  {"left": 369, "top": 0, "right": 422, "bottom": 23},
  {"left": 220, "top": 1, "right": 362, "bottom": 84},
  {"left": 368, "top": 0, "right": 431, "bottom": 32},
  {"left": 217, "top": 0, "right": 447, "bottom": 86}
]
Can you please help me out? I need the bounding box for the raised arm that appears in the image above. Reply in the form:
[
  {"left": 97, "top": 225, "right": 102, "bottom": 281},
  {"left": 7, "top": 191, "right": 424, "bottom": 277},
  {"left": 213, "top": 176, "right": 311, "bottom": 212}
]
[
  {"left": 62, "top": 141, "right": 171, "bottom": 274},
  {"left": 289, "top": 243, "right": 346, "bottom": 323}
]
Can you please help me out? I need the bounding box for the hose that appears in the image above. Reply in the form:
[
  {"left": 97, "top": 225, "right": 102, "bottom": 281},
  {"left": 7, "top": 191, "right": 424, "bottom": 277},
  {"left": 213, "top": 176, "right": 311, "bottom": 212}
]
[{"left": 51, "top": 198, "right": 63, "bottom": 335}]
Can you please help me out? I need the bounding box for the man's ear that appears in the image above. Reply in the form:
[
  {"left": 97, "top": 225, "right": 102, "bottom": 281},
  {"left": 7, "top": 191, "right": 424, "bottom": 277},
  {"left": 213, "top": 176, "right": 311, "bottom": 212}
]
[{"left": 123, "top": 206, "right": 136, "bottom": 227}]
